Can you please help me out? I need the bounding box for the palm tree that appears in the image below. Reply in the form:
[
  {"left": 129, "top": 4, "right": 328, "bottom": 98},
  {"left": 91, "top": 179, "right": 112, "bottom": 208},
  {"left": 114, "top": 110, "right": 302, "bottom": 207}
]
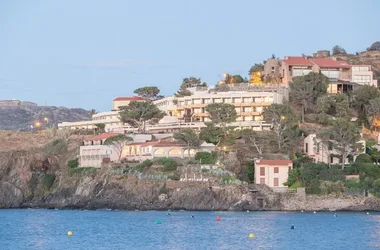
[{"left": 89, "top": 109, "right": 98, "bottom": 116}]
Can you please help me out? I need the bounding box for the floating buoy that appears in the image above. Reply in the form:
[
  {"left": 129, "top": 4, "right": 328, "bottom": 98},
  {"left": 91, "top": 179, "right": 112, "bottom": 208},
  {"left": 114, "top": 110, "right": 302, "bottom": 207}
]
[
  {"left": 191, "top": 215, "right": 194, "bottom": 218},
  {"left": 167, "top": 213, "right": 170, "bottom": 216},
  {"left": 334, "top": 213, "right": 337, "bottom": 217},
  {"left": 157, "top": 220, "right": 162, "bottom": 224},
  {"left": 290, "top": 225, "right": 295, "bottom": 229},
  {"left": 247, "top": 210, "right": 249, "bottom": 213},
  {"left": 301, "top": 210, "right": 304, "bottom": 213},
  {"left": 313, "top": 211, "right": 316, "bottom": 214},
  {"left": 366, "top": 212, "right": 370, "bottom": 215},
  {"left": 249, "top": 233, "right": 254, "bottom": 238},
  {"left": 67, "top": 231, "right": 73, "bottom": 236},
  {"left": 216, "top": 216, "right": 221, "bottom": 221}
]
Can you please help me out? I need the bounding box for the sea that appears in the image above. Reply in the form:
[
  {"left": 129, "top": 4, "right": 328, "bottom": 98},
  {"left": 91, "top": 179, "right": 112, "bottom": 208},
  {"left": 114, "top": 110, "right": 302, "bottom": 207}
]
[{"left": 0, "top": 209, "right": 379, "bottom": 250}]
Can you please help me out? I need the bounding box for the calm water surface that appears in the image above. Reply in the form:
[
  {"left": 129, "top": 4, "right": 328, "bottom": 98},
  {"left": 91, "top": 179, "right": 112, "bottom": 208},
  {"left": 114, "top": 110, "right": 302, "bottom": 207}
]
[{"left": 0, "top": 209, "right": 379, "bottom": 250}]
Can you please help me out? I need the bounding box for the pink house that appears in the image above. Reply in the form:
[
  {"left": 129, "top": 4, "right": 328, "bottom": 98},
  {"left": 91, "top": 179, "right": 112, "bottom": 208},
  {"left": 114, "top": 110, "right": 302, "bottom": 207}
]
[{"left": 254, "top": 159, "right": 293, "bottom": 191}]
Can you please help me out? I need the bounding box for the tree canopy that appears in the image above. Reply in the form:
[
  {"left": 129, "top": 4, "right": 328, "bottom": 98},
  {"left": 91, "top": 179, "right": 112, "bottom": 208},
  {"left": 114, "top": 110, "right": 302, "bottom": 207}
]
[
  {"left": 332, "top": 45, "right": 347, "bottom": 55},
  {"left": 352, "top": 85, "right": 380, "bottom": 126},
  {"left": 248, "top": 63, "right": 264, "bottom": 74},
  {"left": 104, "top": 134, "right": 133, "bottom": 161},
  {"left": 205, "top": 103, "right": 238, "bottom": 127},
  {"left": 263, "top": 103, "right": 299, "bottom": 151},
  {"left": 231, "top": 75, "right": 244, "bottom": 83},
  {"left": 318, "top": 118, "right": 361, "bottom": 170},
  {"left": 133, "top": 86, "right": 160, "bottom": 100},
  {"left": 173, "top": 128, "right": 200, "bottom": 158},
  {"left": 119, "top": 101, "right": 165, "bottom": 133},
  {"left": 367, "top": 41, "right": 380, "bottom": 51},
  {"left": 199, "top": 122, "right": 224, "bottom": 145},
  {"left": 289, "top": 72, "right": 329, "bottom": 122},
  {"left": 175, "top": 77, "right": 204, "bottom": 97}
]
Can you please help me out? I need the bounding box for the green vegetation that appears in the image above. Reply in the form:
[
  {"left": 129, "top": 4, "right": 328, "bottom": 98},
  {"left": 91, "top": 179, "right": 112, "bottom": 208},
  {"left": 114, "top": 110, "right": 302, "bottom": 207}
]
[
  {"left": 175, "top": 77, "right": 205, "bottom": 97},
  {"left": 119, "top": 97, "right": 165, "bottom": 133},
  {"left": 67, "top": 158, "right": 96, "bottom": 176},
  {"left": 155, "top": 158, "right": 178, "bottom": 172},
  {"left": 195, "top": 151, "right": 217, "bottom": 164},
  {"left": 133, "top": 159, "right": 153, "bottom": 172},
  {"left": 332, "top": 45, "right": 347, "bottom": 55},
  {"left": 159, "top": 183, "right": 168, "bottom": 194},
  {"left": 133, "top": 86, "right": 160, "bottom": 100},
  {"left": 43, "top": 139, "right": 68, "bottom": 155},
  {"left": 42, "top": 174, "right": 56, "bottom": 189}
]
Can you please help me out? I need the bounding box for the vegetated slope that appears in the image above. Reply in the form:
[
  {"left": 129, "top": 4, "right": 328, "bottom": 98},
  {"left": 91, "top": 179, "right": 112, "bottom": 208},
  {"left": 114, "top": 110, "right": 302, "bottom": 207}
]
[{"left": 0, "top": 105, "right": 91, "bottom": 131}]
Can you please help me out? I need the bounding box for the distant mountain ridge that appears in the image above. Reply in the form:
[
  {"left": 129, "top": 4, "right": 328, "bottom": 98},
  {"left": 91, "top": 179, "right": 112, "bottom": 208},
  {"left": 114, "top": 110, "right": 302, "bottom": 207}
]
[{"left": 0, "top": 100, "right": 91, "bottom": 131}]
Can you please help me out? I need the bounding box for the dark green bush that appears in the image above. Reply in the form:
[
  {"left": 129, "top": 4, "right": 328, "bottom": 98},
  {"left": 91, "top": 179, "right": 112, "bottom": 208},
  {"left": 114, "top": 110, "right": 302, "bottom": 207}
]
[
  {"left": 159, "top": 183, "right": 168, "bottom": 194},
  {"left": 133, "top": 159, "right": 153, "bottom": 172},
  {"left": 42, "top": 174, "right": 56, "bottom": 189},
  {"left": 68, "top": 158, "right": 79, "bottom": 169},
  {"left": 155, "top": 158, "right": 178, "bottom": 171},
  {"left": 355, "top": 154, "right": 373, "bottom": 163},
  {"left": 195, "top": 151, "right": 217, "bottom": 164}
]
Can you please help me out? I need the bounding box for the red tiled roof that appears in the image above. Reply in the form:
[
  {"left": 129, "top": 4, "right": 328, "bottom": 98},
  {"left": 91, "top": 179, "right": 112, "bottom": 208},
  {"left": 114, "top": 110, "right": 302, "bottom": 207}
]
[
  {"left": 113, "top": 96, "right": 144, "bottom": 101},
  {"left": 255, "top": 159, "right": 293, "bottom": 166},
  {"left": 85, "top": 133, "right": 120, "bottom": 141},
  {"left": 283, "top": 56, "right": 313, "bottom": 66},
  {"left": 309, "top": 58, "right": 350, "bottom": 68}
]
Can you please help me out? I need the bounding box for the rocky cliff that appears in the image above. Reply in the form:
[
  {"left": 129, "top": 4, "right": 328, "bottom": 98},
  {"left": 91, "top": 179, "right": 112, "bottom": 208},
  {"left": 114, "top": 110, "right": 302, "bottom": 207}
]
[
  {"left": 0, "top": 103, "right": 91, "bottom": 131},
  {"left": 2, "top": 131, "right": 380, "bottom": 211}
]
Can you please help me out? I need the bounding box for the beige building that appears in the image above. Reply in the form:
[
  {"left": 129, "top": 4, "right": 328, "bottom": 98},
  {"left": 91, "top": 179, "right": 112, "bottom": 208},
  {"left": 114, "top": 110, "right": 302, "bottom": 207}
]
[
  {"left": 303, "top": 134, "right": 365, "bottom": 165},
  {"left": 255, "top": 159, "right": 292, "bottom": 191},
  {"left": 80, "top": 133, "right": 121, "bottom": 167},
  {"left": 123, "top": 139, "right": 215, "bottom": 161},
  {"left": 112, "top": 96, "right": 144, "bottom": 111},
  {"left": 58, "top": 111, "right": 122, "bottom": 130}
]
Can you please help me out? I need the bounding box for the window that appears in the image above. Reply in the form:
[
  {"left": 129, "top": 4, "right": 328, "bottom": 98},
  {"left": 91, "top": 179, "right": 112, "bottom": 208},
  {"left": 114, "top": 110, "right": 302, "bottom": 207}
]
[
  {"left": 330, "top": 156, "right": 334, "bottom": 163},
  {"left": 274, "top": 178, "right": 279, "bottom": 187},
  {"left": 260, "top": 167, "right": 265, "bottom": 176},
  {"left": 316, "top": 143, "right": 320, "bottom": 153},
  {"left": 274, "top": 167, "right": 279, "bottom": 174},
  {"left": 260, "top": 178, "right": 265, "bottom": 184},
  {"left": 305, "top": 143, "right": 308, "bottom": 153}
]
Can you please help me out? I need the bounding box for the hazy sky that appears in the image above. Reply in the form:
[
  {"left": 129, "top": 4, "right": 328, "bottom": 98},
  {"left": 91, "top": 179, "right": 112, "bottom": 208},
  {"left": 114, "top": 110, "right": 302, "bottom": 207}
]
[{"left": 0, "top": 0, "right": 379, "bottom": 111}]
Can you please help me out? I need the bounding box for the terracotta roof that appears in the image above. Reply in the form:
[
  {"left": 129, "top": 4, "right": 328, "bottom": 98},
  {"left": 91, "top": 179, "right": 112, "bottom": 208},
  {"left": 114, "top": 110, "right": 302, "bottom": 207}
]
[
  {"left": 85, "top": 133, "right": 120, "bottom": 141},
  {"left": 113, "top": 96, "right": 144, "bottom": 101},
  {"left": 255, "top": 159, "right": 293, "bottom": 166},
  {"left": 283, "top": 57, "right": 313, "bottom": 66},
  {"left": 309, "top": 58, "right": 350, "bottom": 68}
]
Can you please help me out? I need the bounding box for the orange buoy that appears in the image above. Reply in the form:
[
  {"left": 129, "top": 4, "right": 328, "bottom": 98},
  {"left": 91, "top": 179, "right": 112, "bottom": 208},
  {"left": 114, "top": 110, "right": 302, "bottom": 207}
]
[{"left": 216, "top": 215, "right": 221, "bottom": 221}]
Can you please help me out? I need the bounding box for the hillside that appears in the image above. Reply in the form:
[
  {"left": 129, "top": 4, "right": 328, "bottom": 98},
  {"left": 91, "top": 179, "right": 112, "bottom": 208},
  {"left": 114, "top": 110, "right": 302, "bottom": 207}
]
[{"left": 0, "top": 102, "right": 91, "bottom": 131}]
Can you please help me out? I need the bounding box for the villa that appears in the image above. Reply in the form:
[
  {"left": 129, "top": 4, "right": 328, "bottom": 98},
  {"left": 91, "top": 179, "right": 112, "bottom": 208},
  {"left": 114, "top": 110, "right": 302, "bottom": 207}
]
[{"left": 254, "top": 159, "right": 293, "bottom": 192}]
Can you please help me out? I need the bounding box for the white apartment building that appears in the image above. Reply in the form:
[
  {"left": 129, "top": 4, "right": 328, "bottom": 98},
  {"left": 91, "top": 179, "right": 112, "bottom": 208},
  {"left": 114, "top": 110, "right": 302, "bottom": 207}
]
[{"left": 59, "top": 86, "right": 288, "bottom": 132}]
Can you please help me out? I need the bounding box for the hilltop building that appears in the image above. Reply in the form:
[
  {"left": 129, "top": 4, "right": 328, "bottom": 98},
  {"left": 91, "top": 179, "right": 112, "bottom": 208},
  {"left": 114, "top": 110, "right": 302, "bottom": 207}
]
[{"left": 263, "top": 53, "right": 377, "bottom": 94}]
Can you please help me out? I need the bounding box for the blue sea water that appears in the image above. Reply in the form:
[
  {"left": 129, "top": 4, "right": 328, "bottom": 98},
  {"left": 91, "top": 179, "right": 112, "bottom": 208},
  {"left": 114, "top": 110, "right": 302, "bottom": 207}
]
[{"left": 0, "top": 209, "right": 379, "bottom": 250}]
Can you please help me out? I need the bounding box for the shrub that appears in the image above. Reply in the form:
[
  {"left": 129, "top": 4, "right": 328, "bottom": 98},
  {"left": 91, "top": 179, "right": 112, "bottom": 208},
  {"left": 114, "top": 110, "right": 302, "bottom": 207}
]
[
  {"left": 43, "top": 139, "right": 68, "bottom": 155},
  {"left": 133, "top": 159, "right": 153, "bottom": 172},
  {"left": 155, "top": 158, "right": 178, "bottom": 172},
  {"left": 159, "top": 183, "right": 168, "bottom": 194},
  {"left": 68, "top": 159, "right": 79, "bottom": 169},
  {"left": 69, "top": 167, "right": 97, "bottom": 176},
  {"left": 42, "top": 174, "right": 56, "bottom": 189},
  {"left": 195, "top": 151, "right": 217, "bottom": 164},
  {"left": 355, "top": 154, "right": 373, "bottom": 163}
]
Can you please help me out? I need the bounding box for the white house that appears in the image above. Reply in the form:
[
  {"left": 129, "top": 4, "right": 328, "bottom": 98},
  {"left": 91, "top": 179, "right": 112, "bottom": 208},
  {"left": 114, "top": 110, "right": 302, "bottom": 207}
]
[{"left": 303, "top": 133, "right": 365, "bottom": 165}]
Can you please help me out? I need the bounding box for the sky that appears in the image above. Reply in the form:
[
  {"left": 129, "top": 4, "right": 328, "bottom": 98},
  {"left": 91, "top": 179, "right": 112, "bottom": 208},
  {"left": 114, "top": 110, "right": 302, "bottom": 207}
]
[{"left": 0, "top": 0, "right": 379, "bottom": 112}]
